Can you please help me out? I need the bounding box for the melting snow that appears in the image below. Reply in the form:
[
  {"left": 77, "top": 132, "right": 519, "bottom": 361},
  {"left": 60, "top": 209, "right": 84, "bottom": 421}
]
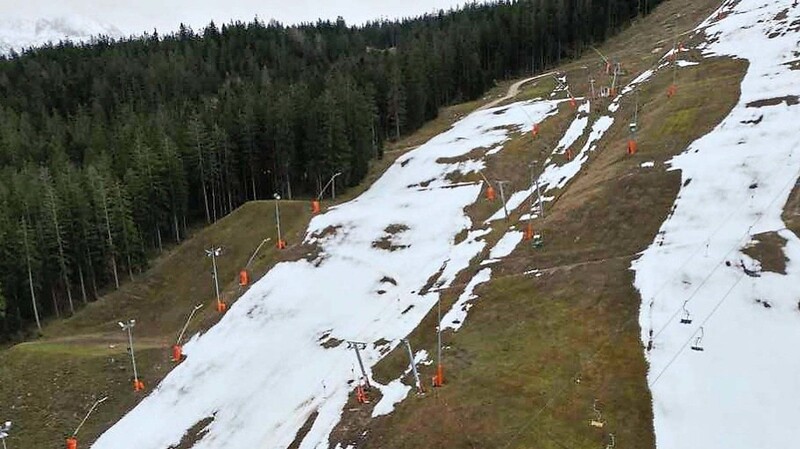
[
  {"left": 441, "top": 268, "right": 493, "bottom": 331},
  {"left": 633, "top": 1, "right": 800, "bottom": 448},
  {"left": 91, "top": 95, "right": 562, "bottom": 449}
]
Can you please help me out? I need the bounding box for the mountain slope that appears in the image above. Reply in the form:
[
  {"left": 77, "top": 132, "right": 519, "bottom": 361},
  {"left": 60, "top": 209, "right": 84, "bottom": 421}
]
[
  {"left": 0, "top": 15, "right": 122, "bottom": 54},
  {"left": 633, "top": 2, "right": 800, "bottom": 448}
]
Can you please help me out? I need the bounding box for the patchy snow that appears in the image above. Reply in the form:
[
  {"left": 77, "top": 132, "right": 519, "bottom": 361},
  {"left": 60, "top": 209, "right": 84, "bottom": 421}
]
[
  {"left": 91, "top": 95, "right": 563, "bottom": 449},
  {"left": 442, "top": 268, "right": 492, "bottom": 331},
  {"left": 489, "top": 230, "right": 524, "bottom": 259},
  {"left": 640, "top": 161, "right": 655, "bottom": 168},
  {"left": 676, "top": 60, "right": 699, "bottom": 67},
  {"left": 633, "top": 2, "right": 800, "bottom": 449},
  {"left": 552, "top": 101, "right": 590, "bottom": 155},
  {"left": 371, "top": 379, "right": 411, "bottom": 417},
  {"left": 485, "top": 144, "right": 504, "bottom": 156}
]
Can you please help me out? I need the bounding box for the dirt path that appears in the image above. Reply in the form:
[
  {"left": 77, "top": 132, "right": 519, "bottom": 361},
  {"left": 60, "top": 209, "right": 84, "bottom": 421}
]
[{"left": 477, "top": 71, "right": 557, "bottom": 111}]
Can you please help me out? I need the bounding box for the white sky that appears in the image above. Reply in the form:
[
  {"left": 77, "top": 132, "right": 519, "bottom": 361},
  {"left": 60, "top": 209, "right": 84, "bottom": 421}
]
[{"left": 0, "top": 0, "right": 479, "bottom": 36}]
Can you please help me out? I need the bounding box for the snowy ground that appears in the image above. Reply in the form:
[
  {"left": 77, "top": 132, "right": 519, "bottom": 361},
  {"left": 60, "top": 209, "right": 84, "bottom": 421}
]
[
  {"left": 632, "top": 1, "right": 800, "bottom": 448},
  {"left": 90, "top": 99, "right": 560, "bottom": 449}
]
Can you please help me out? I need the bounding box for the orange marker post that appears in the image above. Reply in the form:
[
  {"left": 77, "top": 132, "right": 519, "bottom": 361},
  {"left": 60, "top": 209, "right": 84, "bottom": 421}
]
[{"left": 276, "top": 239, "right": 287, "bottom": 250}]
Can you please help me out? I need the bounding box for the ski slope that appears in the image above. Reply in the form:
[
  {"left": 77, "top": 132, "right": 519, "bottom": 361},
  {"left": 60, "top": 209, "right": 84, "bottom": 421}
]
[
  {"left": 633, "top": 1, "right": 800, "bottom": 448},
  {"left": 90, "top": 99, "right": 560, "bottom": 449}
]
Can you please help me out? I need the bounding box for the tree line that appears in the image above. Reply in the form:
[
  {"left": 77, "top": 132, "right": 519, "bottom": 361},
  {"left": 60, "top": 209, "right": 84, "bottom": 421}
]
[{"left": 0, "top": 0, "right": 664, "bottom": 340}]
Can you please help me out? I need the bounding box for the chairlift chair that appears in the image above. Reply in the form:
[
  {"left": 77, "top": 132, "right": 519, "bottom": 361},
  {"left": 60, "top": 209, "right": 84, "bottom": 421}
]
[
  {"left": 532, "top": 233, "right": 544, "bottom": 248},
  {"left": 606, "top": 433, "right": 616, "bottom": 449},
  {"left": 691, "top": 327, "right": 705, "bottom": 351},
  {"left": 589, "top": 399, "right": 606, "bottom": 428},
  {"left": 680, "top": 300, "right": 693, "bottom": 324}
]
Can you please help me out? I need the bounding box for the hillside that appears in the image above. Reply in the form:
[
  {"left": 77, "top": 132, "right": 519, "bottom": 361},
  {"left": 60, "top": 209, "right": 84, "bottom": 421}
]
[{"left": 3, "top": 0, "right": 800, "bottom": 448}]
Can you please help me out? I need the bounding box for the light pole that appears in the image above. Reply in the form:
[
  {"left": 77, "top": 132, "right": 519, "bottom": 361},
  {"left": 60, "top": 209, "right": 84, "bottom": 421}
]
[
  {"left": 118, "top": 320, "right": 143, "bottom": 392},
  {"left": 67, "top": 397, "right": 107, "bottom": 449},
  {"left": 205, "top": 247, "right": 225, "bottom": 312},
  {"left": 173, "top": 304, "right": 204, "bottom": 362},
  {"left": 273, "top": 193, "right": 286, "bottom": 250},
  {"left": 0, "top": 421, "right": 11, "bottom": 449}
]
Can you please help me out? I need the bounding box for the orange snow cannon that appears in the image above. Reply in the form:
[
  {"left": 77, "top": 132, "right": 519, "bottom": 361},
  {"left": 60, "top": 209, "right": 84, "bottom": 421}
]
[
  {"left": 524, "top": 223, "right": 535, "bottom": 241},
  {"left": 627, "top": 139, "right": 638, "bottom": 155},
  {"left": 276, "top": 239, "right": 287, "bottom": 250},
  {"left": 66, "top": 437, "right": 78, "bottom": 449},
  {"left": 216, "top": 301, "right": 227, "bottom": 313},
  {"left": 433, "top": 364, "right": 445, "bottom": 387},
  {"left": 667, "top": 84, "right": 677, "bottom": 98},
  {"left": 486, "top": 185, "right": 496, "bottom": 201},
  {"left": 133, "top": 379, "right": 145, "bottom": 392},
  {"left": 172, "top": 344, "right": 183, "bottom": 363},
  {"left": 311, "top": 200, "right": 321, "bottom": 214},
  {"left": 239, "top": 269, "right": 250, "bottom": 287}
]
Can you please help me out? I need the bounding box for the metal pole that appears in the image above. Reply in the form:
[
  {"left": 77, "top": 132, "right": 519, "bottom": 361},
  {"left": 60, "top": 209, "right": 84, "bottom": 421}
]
[
  {"left": 535, "top": 176, "right": 544, "bottom": 218},
  {"left": 127, "top": 325, "right": 139, "bottom": 384},
  {"left": 211, "top": 250, "right": 221, "bottom": 303},
  {"left": 347, "top": 341, "right": 370, "bottom": 388},
  {"left": 176, "top": 304, "right": 204, "bottom": 346},
  {"left": 274, "top": 195, "right": 282, "bottom": 244},
  {"left": 316, "top": 172, "right": 342, "bottom": 201},
  {"left": 403, "top": 339, "right": 423, "bottom": 393},
  {"left": 437, "top": 297, "right": 442, "bottom": 372},
  {"left": 72, "top": 397, "right": 108, "bottom": 437},
  {"left": 497, "top": 181, "right": 510, "bottom": 221},
  {"left": 245, "top": 238, "right": 271, "bottom": 269}
]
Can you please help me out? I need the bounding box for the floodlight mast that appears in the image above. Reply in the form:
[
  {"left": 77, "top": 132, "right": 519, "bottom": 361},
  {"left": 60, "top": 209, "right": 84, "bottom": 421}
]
[
  {"left": 119, "top": 320, "right": 140, "bottom": 388},
  {"left": 273, "top": 193, "right": 285, "bottom": 249},
  {"left": 205, "top": 247, "right": 223, "bottom": 306}
]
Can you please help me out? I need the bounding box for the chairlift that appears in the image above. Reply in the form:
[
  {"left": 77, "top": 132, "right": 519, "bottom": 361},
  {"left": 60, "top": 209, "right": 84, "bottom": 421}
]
[
  {"left": 532, "top": 233, "right": 544, "bottom": 248},
  {"left": 680, "top": 300, "right": 693, "bottom": 324},
  {"left": 691, "top": 327, "right": 705, "bottom": 352},
  {"left": 629, "top": 122, "right": 638, "bottom": 134},
  {"left": 589, "top": 399, "right": 606, "bottom": 428},
  {"left": 606, "top": 433, "right": 616, "bottom": 449}
]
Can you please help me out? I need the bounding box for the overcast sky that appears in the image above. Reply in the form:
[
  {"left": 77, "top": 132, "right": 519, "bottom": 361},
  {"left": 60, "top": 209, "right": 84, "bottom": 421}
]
[{"left": 0, "top": 0, "right": 480, "bottom": 36}]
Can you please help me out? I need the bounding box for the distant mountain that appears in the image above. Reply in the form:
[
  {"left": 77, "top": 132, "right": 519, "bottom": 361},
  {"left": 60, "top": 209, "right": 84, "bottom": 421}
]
[{"left": 0, "top": 15, "right": 122, "bottom": 55}]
